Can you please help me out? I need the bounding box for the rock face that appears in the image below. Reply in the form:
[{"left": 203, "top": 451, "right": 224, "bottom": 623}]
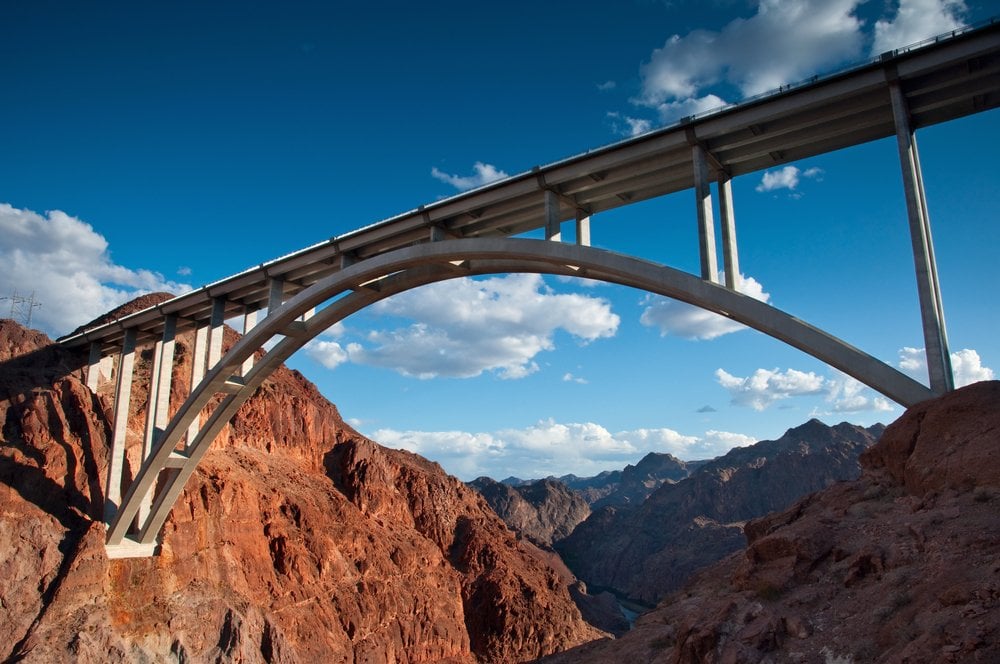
[
  {"left": 467, "top": 477, "right": 591, "bottom": 547},
  {"left": 563, "top": 452, "right": 693, "bottom": 509},
  {"left": 0, "top": 316, "right": 602, "bottom": 663},
  {"left": 538, "top": 381, "right": 1000, "bottom": 663},
  {"left": 557, "top": 420, "right": 880, "bottom": 605}
]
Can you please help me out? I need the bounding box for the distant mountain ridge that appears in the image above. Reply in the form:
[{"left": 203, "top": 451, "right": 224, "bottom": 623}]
[
  {"left": 470, "top": 419, "right": 883, "bottom": 608},
  {"left": 556, "top": 419, "right": 882, "bottom": 604}
]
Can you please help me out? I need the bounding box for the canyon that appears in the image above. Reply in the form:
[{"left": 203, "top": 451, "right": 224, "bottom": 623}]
[{"left": 2, "top": 300, "right": 998, "bottom": 663}]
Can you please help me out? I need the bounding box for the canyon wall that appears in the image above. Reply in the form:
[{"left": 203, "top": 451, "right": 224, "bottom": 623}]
[{"left": 0, "top": 312, "right": 602, "bottom": 663}]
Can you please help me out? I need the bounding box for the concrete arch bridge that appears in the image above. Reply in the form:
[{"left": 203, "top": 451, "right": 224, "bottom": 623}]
[{"left": 59, "top": 22, "right": 1000, "bottom": 557}]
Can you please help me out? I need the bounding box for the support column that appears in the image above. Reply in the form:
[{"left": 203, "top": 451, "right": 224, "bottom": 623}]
[
  {"left": 718, "top": 173, "right": 740, "bottom": 290},
  {"left": 692, "top": 144, "right": 719, "bottom": 283},
  {"left": 186, "top": 323, "right": 208, "bottom": 448},
  {"left": 576, "top": 211, "right": 591, "bottom": 247},
  {"left": 241, "top": 307, "right": 257, "bottom": 376},
  {"left": 105, "top": 329, "right": 137, "bottom": 524},
  {"left": 138, "top": 315, "right": 177, "bottom": 525},
  {"left": 267, "top": 278, "right": 285, "bottom": 314},
  {"left": 208, "top": 298, "right": 226, "bottom": 369},
  {"left": 889, "top": 81, "right": 953, "bottom": 394},
  {"left": 544, "top": 189, "right": 561, "bottom": 241},
  {"left": 87, "top": 342, "right": 103, "bottom": 392}
]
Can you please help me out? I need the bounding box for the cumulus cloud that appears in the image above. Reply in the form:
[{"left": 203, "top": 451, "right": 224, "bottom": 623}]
[
  {"left": 612, "top": 1, "right": 970, "bottom": 139},
  {"left": 898, "top": 346, "right": 994, "bottom": 387},
  {"left": 307, "top": 339, "right": 350, "bottom": 369},
  {"left": 327, "top": 274, "right": 618, "bottom": 380},
  {"left": 824, "top": 372, "right": 894, "bottom": 413},
  {"left": 0, "top": 203, "right": 191, "bottom": 336},
  {"left": 716, "top": 367, "right": 826, "bottom": 410},
  {"left": 607, "top": 112, "right": 653, "bottom": 137},
  {"left": 431, "top": 162, "right": 509, "bottom": 191},
  {"left": 640, "top": 273, "right": 770, "bottom": 340},
  {"left": 716, "top": 365, "right": 902, "bottom": 413},
  {"left": 371, "top": 419, "right": 757, "bottom": 480},
  {"left": 650, "top": 93, "right": 729, "bottom": 125},
  {"left": 756, "top": 165, "right": 824, "bottom": 193},
  {"left": 597, "top": 80, "right": 617, "bottom": 91},
  {"left": 757, "top": 165, "right": 800, "bottom": 192},
  {"left": 562, "top": 372, "right": 588, "bottom": 384},
  {"left": 637, "top": 0, "right": 865, "bottom": 109},
  {"left": 872, "top": 0, "right": 967, "bottom": 55}
]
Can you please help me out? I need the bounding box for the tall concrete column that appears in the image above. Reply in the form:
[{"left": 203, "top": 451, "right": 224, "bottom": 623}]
[
  {"left": 718, "top": 173, "right": 741, "bottom": 290},
  {"left": 576, "top": 211, "right": 591, "bottom": 247},
  {"left": 267, "top": 278, "right": 285, "bottom": 314},
  {"left": 544, "top": 189, "right": 561, "bottom": 241},
  {"left": 139, "top": 315, "right": 177, "bottom": 524},
  {"left": 87, "top": 342, "right": 103, "bottom": 391},
  {"left": 241, "top": 307, "right": 257, "bottom": 376},
  {"left": 692, "top": 144, "right": 719, "bottom": 283},
  {"left": 889, "top": 81, "right": 953, "bottom": 394},
  {"left": 105, "top": 329, "right": 137, "bottom": 524},
  {"left": 186, "top": 323, "right": 208, "bottom": 448},
  {"left": 208, "top": 298, "right": 226, "bottom": 369}
]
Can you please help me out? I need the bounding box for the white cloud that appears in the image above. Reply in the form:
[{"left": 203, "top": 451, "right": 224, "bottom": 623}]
[
  {"left": 755, "top": 164, "right": 824, "bottom": 193},
  {"left": 0, "top": 203, "right": 192, "bottom": 336},
  {"left": 307, "top": 339, "right": 350, "bottom": 369},
  {"left": 651, "top": 93, "right": 729, "bottom": 124},
  {"left": 716, "top": 365, "right": 904, "bottom": 413},
  {"left": 562, "top": 372, "right": 588, "bottom": 384},
  {"left": 335, "top": 274, "right": 619, "bottom": 379},
  {"left": 824, "top": 372, "right": 894, "bottom": 413},
  {"left": 757, "top": 165, "right": 801, "bottom": 192},
  {"left": 716, "top": 366, "right": 827, "bottom": 410},
  {"left": 637, "top": 0, "right": 865, "bottom": 107},
  {"left": 597, "top": 80, "right": 617, "bottom": 91},
  {"left": 371, "top": 419, "right": 758, "bottom": 480},
  {"left": 898, "top": 346, "right": 994, "bottom": 387},
  {"left": 607, "top": 112, "right": 653, "bottom": 137},
  {"left": 640, "top": 273, "right": 770, "bottom": 340},
  {"left": 431, "top": 162, "right": 509, "bottom": 191},
  {"left": 872, "top": 0, "right": 967, "bottom": 55}
]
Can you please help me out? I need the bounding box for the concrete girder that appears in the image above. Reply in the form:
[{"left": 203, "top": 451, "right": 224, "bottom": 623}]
[{"left": 105, "top": 237, "right": 934, "bottom": 555}]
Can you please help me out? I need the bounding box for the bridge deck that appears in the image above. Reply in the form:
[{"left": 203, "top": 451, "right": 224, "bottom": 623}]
[{"left": 60, "top": 21, "right": 1000, "bottom": 352}]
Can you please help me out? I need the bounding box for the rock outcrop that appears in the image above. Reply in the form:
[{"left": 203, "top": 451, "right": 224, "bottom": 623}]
[
  {"left": 0, "top": 316, "right": 602, "bottom": 663},
  {"left": 557, "top": 420, "right": 880, "bottom": 605},
  {"left": 467, "top": 477, "right": 591, "bottom": 547},
  {"left": 538, "top": 381, "right": 1000, "bottom": 663}
]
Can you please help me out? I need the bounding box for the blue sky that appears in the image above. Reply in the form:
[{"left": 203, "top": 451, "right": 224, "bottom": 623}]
[{"left": 2, "top": 0, "right": 997, "bottom": 480}]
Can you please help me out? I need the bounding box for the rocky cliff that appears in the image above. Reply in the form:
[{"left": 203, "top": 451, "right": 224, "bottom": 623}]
[
  {"left": 467, "top": 477, "right": 591, "bottom": 547},
  {"left": 538, "top": 381, "right": 1000, "bottom": 663},
  {"left": 557, "top": 420, "right": 880, "bottom": 605},
  {"left": 0, "top": 314, "right": 602, "bottom": 663}
]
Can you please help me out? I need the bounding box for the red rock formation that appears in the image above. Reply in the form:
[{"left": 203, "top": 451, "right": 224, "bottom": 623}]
[
  {"left": 0, "top": 317, "right": 602, "bottom": 663},
  {"left": 538, "top": 381, "right": 1000, "bottom": 663}
]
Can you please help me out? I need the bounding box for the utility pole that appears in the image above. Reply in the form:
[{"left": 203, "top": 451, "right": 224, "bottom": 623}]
[{"left": 1, "top": 290, "right": 42, "bottom": 327}]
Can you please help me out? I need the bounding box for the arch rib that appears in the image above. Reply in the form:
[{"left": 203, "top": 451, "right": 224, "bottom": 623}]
[{"left": 107, "top": 238, "right": 933, "bottom": 552}]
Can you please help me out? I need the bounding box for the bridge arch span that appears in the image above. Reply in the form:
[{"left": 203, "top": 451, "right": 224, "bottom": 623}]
[{"left": 106, "top": 237, "right": 932, "bottom": 552}]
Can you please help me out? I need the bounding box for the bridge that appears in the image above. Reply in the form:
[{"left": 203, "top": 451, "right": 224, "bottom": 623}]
[{"left": 58, "top": 22, "right": 1000, "bottom": 557}]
